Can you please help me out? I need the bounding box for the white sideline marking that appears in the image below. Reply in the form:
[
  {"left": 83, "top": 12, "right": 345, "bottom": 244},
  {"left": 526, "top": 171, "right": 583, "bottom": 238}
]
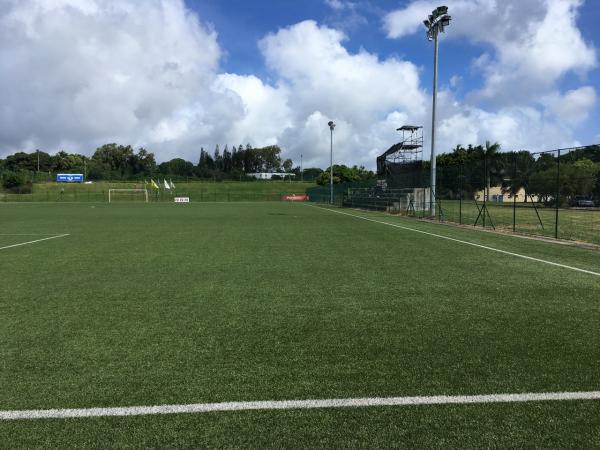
[
  {"left": 0, "top": 233, "right": 65, "bottom": 236},
  {"left": 309, "top": 205, "right": 600, "bottom": 277},
  {"left": 2, "top": 391, "right": 600, "bottom": 420},
  {"left": 0, "top": 234, "right": 69, "bottom": 251}
]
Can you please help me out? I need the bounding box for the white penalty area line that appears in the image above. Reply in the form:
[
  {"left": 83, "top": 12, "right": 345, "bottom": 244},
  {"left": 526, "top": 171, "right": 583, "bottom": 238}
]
[
  {"left": 0, "top": 234, "right": 70, "bottom": 252},
  {"left": 308, "top": 205, "right": 600, "bottom": 277},
  {"left": 2, "top": 391, "right": 600, "bottom": 420}
]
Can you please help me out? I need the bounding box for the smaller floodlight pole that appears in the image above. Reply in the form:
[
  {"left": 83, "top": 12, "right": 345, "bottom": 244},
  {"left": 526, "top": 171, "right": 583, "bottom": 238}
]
[
  {"left": 328, "top": 121, "right": 336, "bottom": 204},
  {"left": 424, "top": 6, "right": 451, "bottom": 216}
]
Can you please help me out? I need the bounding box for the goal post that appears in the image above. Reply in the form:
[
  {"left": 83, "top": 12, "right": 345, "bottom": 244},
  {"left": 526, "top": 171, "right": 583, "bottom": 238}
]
[{"left": 108, "top": 189, "right": 149, "bottom": 203}]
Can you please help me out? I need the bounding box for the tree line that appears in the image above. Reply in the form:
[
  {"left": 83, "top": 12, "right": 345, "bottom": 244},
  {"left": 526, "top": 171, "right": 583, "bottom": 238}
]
[
  {"left": 435, "top": 143, "right": 600, "bottom": 204},
  {"left": 0, "top": 143, "right": 296, "bottom": 180},
  {"left": 0, "top": 142, "right": 379, "bottom": 191},
  {"left": 4, "top": 140, "right": 597, "bottom": 203}
]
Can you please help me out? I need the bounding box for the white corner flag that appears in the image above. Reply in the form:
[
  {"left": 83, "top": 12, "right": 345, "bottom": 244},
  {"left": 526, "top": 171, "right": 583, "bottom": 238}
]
[
  {"left": 170, "top": 179, "right": 176, "bottom": 189},
  {"left": 163, "top": 179, "right": 171, "bottom": 189}
]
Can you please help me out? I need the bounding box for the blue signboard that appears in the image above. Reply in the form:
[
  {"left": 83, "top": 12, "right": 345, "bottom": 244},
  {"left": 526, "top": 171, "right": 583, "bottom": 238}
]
[{"left": 56, "top": 173, "right": 84, "bottom": 183}]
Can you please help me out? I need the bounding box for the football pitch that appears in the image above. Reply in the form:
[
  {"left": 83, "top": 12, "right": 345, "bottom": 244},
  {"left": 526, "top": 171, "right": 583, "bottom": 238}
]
[{"left": 1, "top": 201, "right": 600, "bottom": 448}]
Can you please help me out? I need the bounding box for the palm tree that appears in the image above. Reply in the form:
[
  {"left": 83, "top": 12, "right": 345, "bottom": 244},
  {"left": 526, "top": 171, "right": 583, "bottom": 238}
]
[{"left": 484, "top": 141, "right": 501, "bottom": 201}]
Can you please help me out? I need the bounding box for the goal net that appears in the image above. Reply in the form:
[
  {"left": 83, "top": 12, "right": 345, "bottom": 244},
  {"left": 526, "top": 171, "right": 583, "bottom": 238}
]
[{"left": 108, "top": 189, "right": 149, "bottom": 203}]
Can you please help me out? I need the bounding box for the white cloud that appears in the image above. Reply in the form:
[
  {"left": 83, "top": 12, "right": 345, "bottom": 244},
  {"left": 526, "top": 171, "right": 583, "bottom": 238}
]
[
  {"left": 325, "top": 0, "right": 346, "bottom": 10},
  {"left": 213, "top": 73, "right": 292, "bottom": 146},
  {"left": 543, "top": 86, "right": 597, "bottom": 126},
  {"left": 0, "top": 0, "right": 227, "bottom": 161},
  {"left": 384, "top": 0, "right": 596, "bottom": 103},
  {"left": 382, "top": 0, "right": 597, "bottom": 154},
  {"left": 0, "top": 2, "right": 426, "bottom": 168},
  {"left": 1, "top": 0, "right": 596, "bottom": 171},
  {"left": 259, "top": 20, "right": 427, "bottom": 167}
]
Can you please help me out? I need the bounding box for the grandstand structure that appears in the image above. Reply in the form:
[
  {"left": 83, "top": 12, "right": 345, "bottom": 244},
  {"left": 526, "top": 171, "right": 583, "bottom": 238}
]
[
  {"left": 376, "top": 125, "right": 424, "bottom": 176},
  {"left": 343, "top": 125, "right": 430, "bottom": 214}
]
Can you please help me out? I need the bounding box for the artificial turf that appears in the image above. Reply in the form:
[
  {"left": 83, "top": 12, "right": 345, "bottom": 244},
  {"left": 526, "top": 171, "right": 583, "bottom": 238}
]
[{"left": 1, "top": 201, "right": 599, "bottom": 447}]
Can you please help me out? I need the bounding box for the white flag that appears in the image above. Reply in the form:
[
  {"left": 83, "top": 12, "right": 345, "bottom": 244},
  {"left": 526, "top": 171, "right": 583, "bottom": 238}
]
[
  {"left": 170, "top": 179, "right": 176, "bottom": 189},
  {"left": 163, "top": 179, "right": 170, "bottom": 189}
]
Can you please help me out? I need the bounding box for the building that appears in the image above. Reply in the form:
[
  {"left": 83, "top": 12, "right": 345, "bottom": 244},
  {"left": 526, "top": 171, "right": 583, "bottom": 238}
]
[
  {"left": 247, "top": 173, "right": 295, "bottom": 180},
  {"left": 474, "top": 186, "right": 541, "bottom": 203}
]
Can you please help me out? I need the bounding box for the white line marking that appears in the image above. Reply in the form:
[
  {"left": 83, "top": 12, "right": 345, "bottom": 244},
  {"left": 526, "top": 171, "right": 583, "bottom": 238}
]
[
  {"left": 308, "top": 205, "right": 600, "bottom": 277},
  {"left": 0, "top": 233, "right": 65, "bottom": 236},
  {"left": 2, "top": 391, "right": 600, "bottom": 420},
  {"left": 0, "top": 234, "right": 70, "bottom": 251}
]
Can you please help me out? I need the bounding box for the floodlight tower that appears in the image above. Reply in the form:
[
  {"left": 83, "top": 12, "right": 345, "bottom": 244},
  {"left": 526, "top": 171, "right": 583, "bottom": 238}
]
[
  {"left": 328, "top": 120, "right": 336, "bottom": 204},
  {"left": 423, "top": 6, "right": 451, "bottom": 215}
]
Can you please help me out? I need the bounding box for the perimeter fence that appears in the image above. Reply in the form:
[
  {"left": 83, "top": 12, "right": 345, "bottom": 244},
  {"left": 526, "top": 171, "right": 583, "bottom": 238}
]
[
  {"left": 0, "top": 181, "right": 312, "bottom": 203},
  {"left": 307, "top": 145, "right": 600, "bottom": 245}
]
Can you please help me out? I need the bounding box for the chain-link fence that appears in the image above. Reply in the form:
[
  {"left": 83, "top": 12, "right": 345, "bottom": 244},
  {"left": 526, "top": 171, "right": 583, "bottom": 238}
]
[
  {"left": 307, "top": 145, "right": 600, "bottom": 245},
  {"left": 0, "top": 181, "right": 312, "bottom": 203}
]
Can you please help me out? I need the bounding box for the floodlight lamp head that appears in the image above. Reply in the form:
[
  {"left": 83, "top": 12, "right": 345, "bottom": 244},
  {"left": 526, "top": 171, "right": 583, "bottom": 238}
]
[
  {"left": 328, "top": 121, "right": 336, "bottom": 130},
  {"left": 436, "top": 5, "right": 448, "bottom": 15},
  {"left": 423, "top": 19, "right": 430, "bottom": 28}
]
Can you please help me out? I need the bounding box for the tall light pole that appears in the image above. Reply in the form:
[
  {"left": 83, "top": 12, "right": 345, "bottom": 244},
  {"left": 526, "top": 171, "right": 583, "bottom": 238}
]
[
  {"left": 328, "top": 121, "right": 336, "bottom": 204},
  {"left": 424, "top": 6, "right": 451, "bottom": 216},
  {"left": 300, "top": 153, "right": 303, "bottom": 183}
]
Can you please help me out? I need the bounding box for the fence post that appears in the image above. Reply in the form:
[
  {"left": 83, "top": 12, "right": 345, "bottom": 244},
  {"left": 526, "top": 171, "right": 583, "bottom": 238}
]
[
  {"left": 483, "top": 151, "right": 487, "bottom": 228},
  {"left": 555, "top": 149, "right": 560, "bottom": 239},
  {"left": 513, "top": 155, "right": 517, "bottom": 232},
  {"left": 459, "top": 163, "right": 462, "bottom": 225}
]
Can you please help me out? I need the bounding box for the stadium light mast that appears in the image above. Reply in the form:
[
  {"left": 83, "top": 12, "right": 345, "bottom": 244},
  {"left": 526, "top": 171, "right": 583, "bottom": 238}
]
[
  {"left": 424, "top": 5, "right": 451, "bottom": 216},
  {"left": 328, "top": 120, "right": 336, "bottom": 204}
]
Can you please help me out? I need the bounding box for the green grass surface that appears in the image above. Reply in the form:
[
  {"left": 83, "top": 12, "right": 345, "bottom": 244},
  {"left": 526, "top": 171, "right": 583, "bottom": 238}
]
[
  {"left": 0, "top": 180, "right": 316, "bottom": 203},
  {"left": 438, "top": 199, "right": 600, "bottom": 245},
  {"left": 1, "top": 202, "right": 600, "bottom": 447}
]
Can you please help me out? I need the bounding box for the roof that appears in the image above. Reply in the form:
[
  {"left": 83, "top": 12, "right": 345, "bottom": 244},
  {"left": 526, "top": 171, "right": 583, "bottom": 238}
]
[{"left": 396, "top": 125, "right": 422, "bottom": 131}]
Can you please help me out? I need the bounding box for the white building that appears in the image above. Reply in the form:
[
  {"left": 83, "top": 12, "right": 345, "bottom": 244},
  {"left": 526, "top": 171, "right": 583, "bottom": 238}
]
[{"left": 247, "top": 173, "right": 295, "bottom": 180}]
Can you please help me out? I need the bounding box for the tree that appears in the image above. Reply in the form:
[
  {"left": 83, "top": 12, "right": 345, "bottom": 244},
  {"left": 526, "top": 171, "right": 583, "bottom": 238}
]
[
  {"left": 214, "top": 144, "right": 222, "bottom": 171},
  {"left": 483, "top": 141, "right": 502, "bottom": 200},
  {"left": 1, "top": 170, "right": 32, "bottom": 193},
  {"left": 223, "top": 145, "right": 232, "bottom": 173},
  {"left": 302, "top": 167, "right": 323, "bottom": 181},
  {"left": 502, "top": 151, "right": 535, "bottom": 202},
  {"left": 563, "top": 159, "right": 598, "bottom": 198},
  {"left": 316, "top": 165, "right": 375, "bottom": 185},
  {"left": 282, "top": 158, "right": 293, "bottom": 172},
  {"left": 128, "top": 148, "right": 156, "bottom": 176},
  {"left": 158, "top": 158, "right": 195, "bottom": 176}
]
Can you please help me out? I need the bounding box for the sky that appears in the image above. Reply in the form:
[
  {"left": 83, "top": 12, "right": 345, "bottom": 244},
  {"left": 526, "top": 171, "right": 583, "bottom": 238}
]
[{"left": 0, "top": 0, "right": 598, "bottom": 169}]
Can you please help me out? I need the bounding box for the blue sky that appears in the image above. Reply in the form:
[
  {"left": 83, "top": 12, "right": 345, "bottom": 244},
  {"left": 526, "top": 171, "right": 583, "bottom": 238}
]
[
  {"left": 190, "top": 0, "right": 600, "bottom": 90},
  {"left": 0, "top": 0, "right": 598, "bottom": 168},
  {"left": 189, "top": 0, "right": 600, "bottom": 146}
]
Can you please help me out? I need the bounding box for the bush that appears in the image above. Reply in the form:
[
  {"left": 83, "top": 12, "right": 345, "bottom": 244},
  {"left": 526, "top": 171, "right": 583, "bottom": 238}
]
[{"left": 1, "top": 171, "right": 32, "bottom": 193}]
